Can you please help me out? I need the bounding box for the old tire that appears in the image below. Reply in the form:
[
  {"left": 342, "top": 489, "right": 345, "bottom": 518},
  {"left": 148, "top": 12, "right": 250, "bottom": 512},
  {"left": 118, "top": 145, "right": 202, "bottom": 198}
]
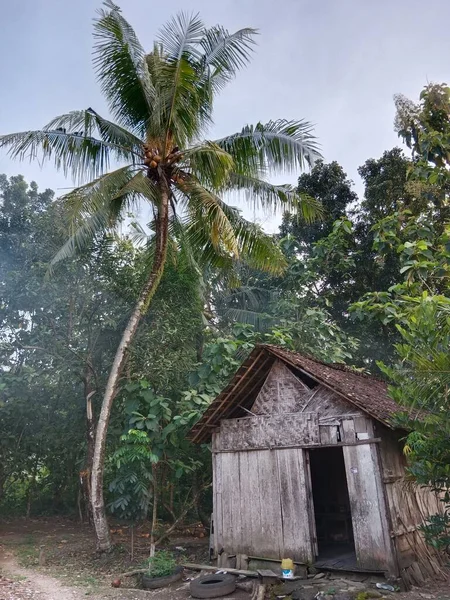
[
  {"left": 190, "top": 573, "right": 237, "bottom": 599},
  {"left": 142, "top": 566, "right": 183, "bottom": 589}
]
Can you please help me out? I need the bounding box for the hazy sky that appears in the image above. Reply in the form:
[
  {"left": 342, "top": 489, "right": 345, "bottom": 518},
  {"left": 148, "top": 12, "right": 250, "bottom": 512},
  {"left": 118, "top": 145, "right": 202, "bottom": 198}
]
[{"left": 1, "top": 0, "right": 449, "bottom": 230}]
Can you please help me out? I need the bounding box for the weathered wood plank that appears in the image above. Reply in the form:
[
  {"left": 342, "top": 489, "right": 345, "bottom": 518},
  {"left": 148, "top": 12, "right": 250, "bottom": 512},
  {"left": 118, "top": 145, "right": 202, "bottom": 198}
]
[
  {"left": 319, "top": 425, "right": 338, "bottom": 445},
  {"left": 341, "top": 418, "right": 356, "bottom": 443},
  {"left": 238, "top": 451, "right": 253, "bottom": 556},
  {"left": 246, "top": 450, "right": 263, "bottom": 556},
  {"left": 376, "top": 424, "right": 446, "bottom": 584},
  {"left": 214, "top": 451, "right": 223, "bottom": 555},
  {"left": 257, "top": 450, "right": 283, "bottom": 558},
  {"left": 214, "top": 438, "right": 381, "bottom": 453},
  {"left": 220, "top": 452, "right": 235, "bottom": 552},
  {"left": 230, "top": 453, "right": 243, "bottom": 555},
  {"left": 354, "top": 416, "right": 374, "bottom": 435},
  {"left": 276, "top": 448, "right": 314, "bottom": 563},
  {"left": 343, "top": 443, "right": 394, "bottom": 572},
  {"left": 182, "top": 563, "right": 258, "bottom": 577}
]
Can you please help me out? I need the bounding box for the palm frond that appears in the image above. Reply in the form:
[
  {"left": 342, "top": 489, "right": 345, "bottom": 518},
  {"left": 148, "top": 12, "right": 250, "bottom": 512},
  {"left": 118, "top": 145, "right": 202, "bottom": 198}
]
[
  {"left": 222, "top": 285, "right": 278, "bottom": 311},
  {"left": 200, "top": 26, "right": 257, "bottom": 90},
  {"left": 223, "top": 307, "right": 274, "bottom": 329},
  {"left": 50, "top": 166, "right": 153, "bottom": 267},
  {"left": 178, "top": 183, "right": 287, "bottom": 274},
  {"left": 112, "top": 171, "right": 161, "bottom": 206},
  {"left": 227, "top": 172, "right": 323, "bottom": 221},
  {"left": 157, "top": 14, "right": 212, "bottom": 151},
  {"left": 227, "top": 212, "right": 287, "bottom": 274},
  {"left": 50, "top": 206, "right": 123, "bottom": 268},
  {"left": 60, "top": 165, "right": 138, "bottom": 225},
  {"left": 128, "top": 221, "right": 151, "bottom": 247},
  {"left": 179, "top": 180, "right": 240, "bottom": 256},
  {"left": 0, "top": 129, "right": 131, "bottom": 184},
  {"left": 216, "top": 119, "right": 321, "bottom": 174},
  {"left": 168, "top": 210, "right": 233, "bottom": 272},
  {"left": 93, "top": 1, "right": 154, "bottom": 135},
  {"left": 45, "top": 109, "right": 143, "bottom": 156},
  {"left": 158, "top": 12, "right": 204, "bottom": 61},
  {"left": 182, "top": 142, "right": 234, "bottom": 188}
]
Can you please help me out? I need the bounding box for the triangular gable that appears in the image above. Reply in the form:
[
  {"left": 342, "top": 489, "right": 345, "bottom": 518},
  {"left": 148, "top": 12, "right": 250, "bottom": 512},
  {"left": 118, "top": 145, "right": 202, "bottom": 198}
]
[
  {"left": 190, "top": 344, "right": 397, "bottom": 444},
  {"left": 251, "top": 360, "right": 363, "bottom": 417},
  {"left": 251, "top": 360, "right": 311, "bottom": 414},
  {"left": 302, "top": 384, "right": 363, "bottom": 417}
]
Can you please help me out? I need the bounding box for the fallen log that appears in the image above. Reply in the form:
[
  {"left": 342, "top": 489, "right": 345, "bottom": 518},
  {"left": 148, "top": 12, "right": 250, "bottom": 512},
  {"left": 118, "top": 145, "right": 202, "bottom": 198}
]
[
  {"left": 182, "top": 562, "right": 258, "bottom": 578},
  {"left": 119, "top": 568, "right": 148, "bottom": 578}
]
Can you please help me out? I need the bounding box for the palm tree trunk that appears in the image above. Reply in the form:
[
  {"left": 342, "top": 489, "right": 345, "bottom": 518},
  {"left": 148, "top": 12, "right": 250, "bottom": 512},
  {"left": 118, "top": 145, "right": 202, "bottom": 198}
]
[
  {"left": 91, "top": 185, "right": 170, "bottom": 552},
  {"left": 82, "top": 361, "right": 96, "bottom": 524}
]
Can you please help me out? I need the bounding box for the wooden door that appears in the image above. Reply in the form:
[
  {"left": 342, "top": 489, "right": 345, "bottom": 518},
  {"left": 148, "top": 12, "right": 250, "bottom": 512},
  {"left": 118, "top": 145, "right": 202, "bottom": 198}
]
[
  {"left": 343, "top": 443, "right": 394, "bottom": 571},
  {"left": 275, "top": 448, "right": 315, "bottom": 563}
]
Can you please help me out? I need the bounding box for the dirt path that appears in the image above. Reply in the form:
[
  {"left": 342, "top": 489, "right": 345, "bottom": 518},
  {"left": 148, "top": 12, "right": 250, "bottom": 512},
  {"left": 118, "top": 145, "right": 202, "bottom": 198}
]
[
  {"left": 0, "top": 547, "right": 87, "bottom": 600},
  {"left": 0, "top": 539, "right": 235, "bottom": 600},
  {"left": 0, "top": 518, "right": 214, "bottom": 600}
]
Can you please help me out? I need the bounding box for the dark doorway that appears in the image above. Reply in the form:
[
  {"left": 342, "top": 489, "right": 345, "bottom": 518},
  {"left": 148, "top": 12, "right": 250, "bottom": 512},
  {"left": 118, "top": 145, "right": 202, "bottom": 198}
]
[{"left": 309, "top": 447, "right": 356, "bottom": 564}]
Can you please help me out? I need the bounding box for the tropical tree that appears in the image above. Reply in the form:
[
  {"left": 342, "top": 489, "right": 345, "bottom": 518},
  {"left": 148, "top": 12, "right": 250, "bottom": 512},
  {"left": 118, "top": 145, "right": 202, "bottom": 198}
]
[{"left": 0, "top": 2, "right": 321, "bottom": 551}]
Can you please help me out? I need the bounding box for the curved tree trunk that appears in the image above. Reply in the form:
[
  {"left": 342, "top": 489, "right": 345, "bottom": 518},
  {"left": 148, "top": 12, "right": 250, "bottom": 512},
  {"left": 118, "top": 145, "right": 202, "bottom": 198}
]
[
  {"left": 81, "top": 361, "right": 96, "bottom": 524},
  {"left": 91, "top": 186, "right": 170, "bottom": 552}
]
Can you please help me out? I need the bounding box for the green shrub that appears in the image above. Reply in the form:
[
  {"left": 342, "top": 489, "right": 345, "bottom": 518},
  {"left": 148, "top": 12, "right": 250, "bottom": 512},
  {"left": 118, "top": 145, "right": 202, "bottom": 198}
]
[{"left": 145, "top": 550, "right": 178, "bottom": 578}]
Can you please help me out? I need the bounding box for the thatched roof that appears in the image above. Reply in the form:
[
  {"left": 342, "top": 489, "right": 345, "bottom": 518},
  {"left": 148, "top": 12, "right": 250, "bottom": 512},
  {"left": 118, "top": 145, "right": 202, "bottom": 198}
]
[{"left": 189, "top": 344, "right": 401, "bottom": 444}]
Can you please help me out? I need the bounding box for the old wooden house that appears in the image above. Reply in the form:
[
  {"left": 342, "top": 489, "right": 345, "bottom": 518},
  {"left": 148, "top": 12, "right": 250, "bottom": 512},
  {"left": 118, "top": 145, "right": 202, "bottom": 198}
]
[{"left": 190, "top": 344, "right": 444, "bottom": 586}]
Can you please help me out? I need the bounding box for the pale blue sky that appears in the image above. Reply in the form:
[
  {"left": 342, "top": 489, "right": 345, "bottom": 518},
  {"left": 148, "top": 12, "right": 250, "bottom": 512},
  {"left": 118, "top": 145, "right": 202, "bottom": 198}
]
[{"left": 1, "top": 0, "right": 449, "bottom": 230}]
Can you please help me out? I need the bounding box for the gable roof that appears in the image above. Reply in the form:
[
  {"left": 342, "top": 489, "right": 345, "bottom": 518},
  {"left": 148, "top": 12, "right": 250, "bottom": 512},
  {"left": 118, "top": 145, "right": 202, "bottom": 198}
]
[{"left": 189, "top": 344, "right": 401, "bottom": 443}]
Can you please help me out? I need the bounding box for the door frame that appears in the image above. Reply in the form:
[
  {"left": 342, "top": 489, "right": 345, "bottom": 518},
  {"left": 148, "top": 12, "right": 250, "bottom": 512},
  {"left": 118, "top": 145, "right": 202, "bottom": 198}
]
[
  {"left": 304, "top": 449, "right": 318, "bottom": 558},
  {"left": 306, "top": 446, "right": 357, "bottom": 560}
]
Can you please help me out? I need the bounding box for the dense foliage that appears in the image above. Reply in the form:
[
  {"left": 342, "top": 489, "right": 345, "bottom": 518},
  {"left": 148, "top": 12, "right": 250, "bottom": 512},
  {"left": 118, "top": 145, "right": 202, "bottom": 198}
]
[
  {"left": 1, "top": 32, "right": 450, "bottom": 554},
  {"left": 0, "top": 2, "right": 322, "bottom": 551}
]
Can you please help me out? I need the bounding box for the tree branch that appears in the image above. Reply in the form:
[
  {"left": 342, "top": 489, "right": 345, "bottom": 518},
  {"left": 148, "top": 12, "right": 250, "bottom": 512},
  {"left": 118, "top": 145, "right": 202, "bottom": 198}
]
[{"left": 154, "top": 482, "right": 211, "bottom": 547}]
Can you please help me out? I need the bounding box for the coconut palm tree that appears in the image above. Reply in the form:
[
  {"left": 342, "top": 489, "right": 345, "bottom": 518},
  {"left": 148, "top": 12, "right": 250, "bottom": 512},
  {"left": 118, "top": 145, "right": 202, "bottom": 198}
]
[{"left": 0, "top": 1, "right": 321, "bottom": 551}]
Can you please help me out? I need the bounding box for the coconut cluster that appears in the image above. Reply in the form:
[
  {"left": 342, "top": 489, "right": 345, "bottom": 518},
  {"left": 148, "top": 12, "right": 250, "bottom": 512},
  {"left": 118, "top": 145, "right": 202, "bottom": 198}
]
[
  {"left": 143, "top": 144, "right": 162, "bottom": 169},
  {"left": 143, "top": 144, "right": 181, "bottom": 169}
]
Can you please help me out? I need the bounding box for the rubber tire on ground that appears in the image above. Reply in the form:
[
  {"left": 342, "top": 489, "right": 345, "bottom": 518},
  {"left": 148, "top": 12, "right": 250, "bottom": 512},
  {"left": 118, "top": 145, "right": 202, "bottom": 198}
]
[
  {"left": 190, "top": 573, "right": 237, "bottom": 599},
  {"left": 141, "top": 566, "right": 184, "bottom": 589}
]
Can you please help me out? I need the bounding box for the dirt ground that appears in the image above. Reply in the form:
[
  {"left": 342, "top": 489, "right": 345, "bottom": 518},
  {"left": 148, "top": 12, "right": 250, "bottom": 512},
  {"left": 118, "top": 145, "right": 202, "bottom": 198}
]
[
  {"left": 0, "top": 518, "right": 249, "bottom": 600},
  {"left": 0, "top": 518, "right": 449, "bottom": 600}
]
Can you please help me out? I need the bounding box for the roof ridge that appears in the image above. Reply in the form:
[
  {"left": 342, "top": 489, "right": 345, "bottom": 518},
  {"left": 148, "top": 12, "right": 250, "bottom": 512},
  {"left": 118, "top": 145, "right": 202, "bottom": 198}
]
[{"left": 260, "top": 344, "right": 386, "bottom": 383}]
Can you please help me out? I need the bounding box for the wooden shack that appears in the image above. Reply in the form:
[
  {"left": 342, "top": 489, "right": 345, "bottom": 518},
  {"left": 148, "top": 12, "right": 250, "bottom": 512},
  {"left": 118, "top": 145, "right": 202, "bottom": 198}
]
[{"left": 190, "top": 344, "right": 445, "bottom": 587}]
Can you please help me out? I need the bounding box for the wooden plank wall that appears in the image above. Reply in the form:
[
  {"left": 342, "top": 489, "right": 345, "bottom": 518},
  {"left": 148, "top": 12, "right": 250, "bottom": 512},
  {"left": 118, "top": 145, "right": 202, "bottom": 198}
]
[
  {"left": 213, "top": 444, "right": 314, "bottom": 563},
  {"left": 377, "top": 426, "right": 446, "bottom": 587},
  {"left": 213, "top": 360, "right": 444, "bottom": 582}
]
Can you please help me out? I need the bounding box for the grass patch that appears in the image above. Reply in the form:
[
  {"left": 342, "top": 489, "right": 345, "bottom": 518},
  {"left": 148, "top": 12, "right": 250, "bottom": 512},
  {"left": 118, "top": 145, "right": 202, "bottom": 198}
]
[
  {"left": 10, "top": 534, "right": 40, "bottom": 567},
  {"left": 16, "top": 545, "right": 39, "bottom": 567}
]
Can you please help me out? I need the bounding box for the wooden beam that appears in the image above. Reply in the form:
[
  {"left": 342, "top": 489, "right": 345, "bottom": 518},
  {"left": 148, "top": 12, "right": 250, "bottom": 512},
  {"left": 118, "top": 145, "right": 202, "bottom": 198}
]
[
  {"left": 192, "top": 351, "right": 273, "bottom": 443},
  {"left": 213, "top": 438, "right": 382, "bottom": 453},
  {"left": 224, "top": 357, "right": 273, "bottom": 417},
  {"left": 193, "top": 350, "right": 264, "bottom": 441}
]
